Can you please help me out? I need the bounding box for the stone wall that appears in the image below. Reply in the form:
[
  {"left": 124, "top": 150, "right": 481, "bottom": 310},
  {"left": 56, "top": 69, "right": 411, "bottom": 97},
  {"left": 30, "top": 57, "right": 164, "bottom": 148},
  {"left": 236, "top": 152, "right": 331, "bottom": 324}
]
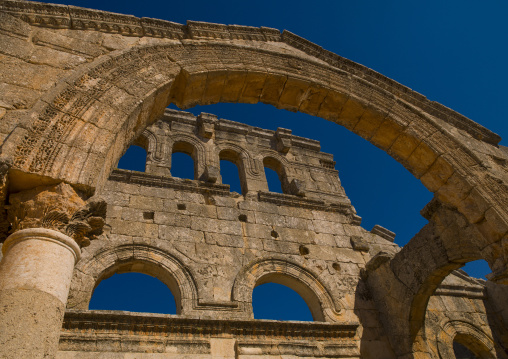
[
  {"left": 56, "top": 111, "right": 502, "bottom": 358},
  {"left": 0, "top": 1, "right": 507, "bottom": 358}
]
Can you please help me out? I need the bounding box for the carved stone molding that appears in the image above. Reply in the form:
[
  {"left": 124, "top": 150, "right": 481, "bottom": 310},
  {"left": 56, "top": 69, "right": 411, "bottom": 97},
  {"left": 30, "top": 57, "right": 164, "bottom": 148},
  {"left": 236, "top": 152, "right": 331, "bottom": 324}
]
[
  {"left": 61, "top": 309, "right": 358, "bottom": 340},
  {"left": 6, "top": 182, "right": 106, "bottom": 247}
]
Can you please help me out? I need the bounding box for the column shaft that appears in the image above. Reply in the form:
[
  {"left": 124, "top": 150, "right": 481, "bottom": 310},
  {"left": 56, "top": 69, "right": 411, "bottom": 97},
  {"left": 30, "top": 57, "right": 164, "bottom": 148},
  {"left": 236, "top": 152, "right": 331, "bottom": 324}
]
[{"left": 0, "top": 228, "right": 80, "bottom": 359}]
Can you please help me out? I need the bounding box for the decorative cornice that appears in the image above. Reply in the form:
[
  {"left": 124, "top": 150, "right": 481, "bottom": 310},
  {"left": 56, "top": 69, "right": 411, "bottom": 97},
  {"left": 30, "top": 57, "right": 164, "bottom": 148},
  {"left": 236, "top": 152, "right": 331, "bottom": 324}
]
[
  {"left": 62, "top": 310, "right": 359, "bottom": 340},
  {"left": 109, "top": 169, "right": 232, "bottom": 196},
  {"left": 162, "top": 108, "right": 326, "bottom": 156}
]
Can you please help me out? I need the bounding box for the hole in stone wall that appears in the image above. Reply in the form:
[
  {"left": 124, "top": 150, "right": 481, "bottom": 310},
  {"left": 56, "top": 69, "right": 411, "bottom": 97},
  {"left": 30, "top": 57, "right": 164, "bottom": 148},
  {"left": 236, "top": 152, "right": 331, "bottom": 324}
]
[
  {"left": 271, "top": 230, "right": 279, "bottom": 238},
  {"left": 299, "top": 245, "right": 310, "bottom": 256},
  {"left": 252, "top": 283, "right": 313, "bottom": 321},
  {"left": 238, "top": 214, "right": 247, "bottom": 222},
  {"left": 332, "top": 263, "right": 341, "bottom": 272},
  {"left": 177, "top": 203, "right": 186, "bottom": 210},
  {"left": 117, "top": 145, "right": 147, "bottom": 172},
  {"left": 143, "top": 211, "right": 154, "bottom": 220},
  {"left": 89, "top": 272, "right": 177, "bottom": 314}
]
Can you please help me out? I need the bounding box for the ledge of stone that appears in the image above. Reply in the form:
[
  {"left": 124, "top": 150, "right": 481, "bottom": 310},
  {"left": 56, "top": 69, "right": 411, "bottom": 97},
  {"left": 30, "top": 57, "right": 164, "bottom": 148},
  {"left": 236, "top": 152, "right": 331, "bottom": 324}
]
[
  {"left": 258, "top": 191, "right": 354, "bottom": 217},
  {"left": 61, "top": 309, "right": 359, "bottom": 340},
  {"left": 109, "top": 169, "right": 231, "bottom": 196},
  {"left": 370, "top": 224, "right": 396, "bottom": 242}
]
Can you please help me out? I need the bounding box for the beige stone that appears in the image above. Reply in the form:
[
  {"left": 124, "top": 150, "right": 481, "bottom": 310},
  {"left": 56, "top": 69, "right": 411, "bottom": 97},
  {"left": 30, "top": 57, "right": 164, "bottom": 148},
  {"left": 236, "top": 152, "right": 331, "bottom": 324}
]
[{"left": 0, "top": 2, "right": 507, "bottom": 359}]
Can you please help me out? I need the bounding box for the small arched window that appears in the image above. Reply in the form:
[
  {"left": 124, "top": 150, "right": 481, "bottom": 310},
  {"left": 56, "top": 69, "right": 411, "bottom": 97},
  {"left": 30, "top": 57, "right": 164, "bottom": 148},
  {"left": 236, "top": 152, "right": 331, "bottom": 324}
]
[
  {"left": 89, "top": 272, "right": 177, "bottom": 314},
  {"left": 263, "top": 157, "right": 286, "bottom": 194},
  {"left": 171, "top": 141, "right": 196, "bottom": 180},
  {"left": 219, "top": 150, "right": 245, "bottom": 194},
  {"left": 117, "top": 145, "right": 147, "bottom": 172}
]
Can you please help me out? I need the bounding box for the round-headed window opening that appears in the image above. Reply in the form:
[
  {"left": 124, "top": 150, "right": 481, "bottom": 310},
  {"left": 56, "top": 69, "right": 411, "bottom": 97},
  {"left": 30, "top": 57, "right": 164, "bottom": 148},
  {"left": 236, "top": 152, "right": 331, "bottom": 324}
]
[
  {"left": 172, "top": 141, "right": 197, "bottom": 180},
  {"left": 89, "top": 261, "right": 181, "bottom": 315},
  {"left": 253, "top": 273, "right": 323, "bottom": 321},
  {"left": 219, "top": 149, "right": 245, "bottom": 194},
  {"left": 263, "top": 157, "right": 286, "bottom": 194}
]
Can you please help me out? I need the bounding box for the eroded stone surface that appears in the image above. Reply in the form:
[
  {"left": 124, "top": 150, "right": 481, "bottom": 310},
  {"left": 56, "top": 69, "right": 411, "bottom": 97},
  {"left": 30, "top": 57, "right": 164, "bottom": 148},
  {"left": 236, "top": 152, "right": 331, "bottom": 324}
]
[{"left": 0, "top": 1, "right": 507, "bottom": 358}]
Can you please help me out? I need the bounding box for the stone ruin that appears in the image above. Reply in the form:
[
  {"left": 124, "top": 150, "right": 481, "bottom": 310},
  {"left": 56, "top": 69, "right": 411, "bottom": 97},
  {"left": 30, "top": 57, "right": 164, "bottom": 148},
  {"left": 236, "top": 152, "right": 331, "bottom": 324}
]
[{"left": 0, "top": 1, "right": 507, "bottom": 358}]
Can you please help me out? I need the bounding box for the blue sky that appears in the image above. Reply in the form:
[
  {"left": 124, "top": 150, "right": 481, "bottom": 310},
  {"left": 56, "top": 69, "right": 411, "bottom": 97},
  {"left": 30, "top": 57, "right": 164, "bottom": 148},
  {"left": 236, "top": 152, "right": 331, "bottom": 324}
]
[{"left": 39, "top": 0, "right": 508, "bottom": 315}]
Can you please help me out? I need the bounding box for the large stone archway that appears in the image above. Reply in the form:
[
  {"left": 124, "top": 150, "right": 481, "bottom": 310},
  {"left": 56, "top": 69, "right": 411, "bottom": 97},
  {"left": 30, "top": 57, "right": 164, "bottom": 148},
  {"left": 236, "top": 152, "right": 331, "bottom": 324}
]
[{"left": 1, "top": 2, "right": 508, "bottom": 358}]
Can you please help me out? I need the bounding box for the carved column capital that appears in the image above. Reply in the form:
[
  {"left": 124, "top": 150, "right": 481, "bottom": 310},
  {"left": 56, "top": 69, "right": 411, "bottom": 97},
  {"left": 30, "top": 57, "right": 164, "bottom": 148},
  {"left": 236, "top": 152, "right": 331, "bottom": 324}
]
[{"left": 6, "top": 182, "right": 107, "bottom": 248}]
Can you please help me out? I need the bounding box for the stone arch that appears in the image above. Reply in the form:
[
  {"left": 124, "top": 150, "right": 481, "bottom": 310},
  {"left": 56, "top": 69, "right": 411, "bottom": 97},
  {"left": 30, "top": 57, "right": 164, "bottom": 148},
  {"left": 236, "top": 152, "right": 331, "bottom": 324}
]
[
  {"left": 232, "top": 257, "right": 343, "bottom": 322},
  {"left": 437, "top": 321, "right": 497, "bottom": 359},
  {"left": 216, "top": 142, "right": 262, "bottom": 179},
  {"left": 1, "top": 11, "right": 508, "bottom": 355},
  {"left": 168, "top": 133, "right": 207, "bottom": 180},
  {"left": 258, "top": 150, "right": 293, "bottom": 194},
  {"left": 67, "top": 243, "right": 199, "bottom": 315}
]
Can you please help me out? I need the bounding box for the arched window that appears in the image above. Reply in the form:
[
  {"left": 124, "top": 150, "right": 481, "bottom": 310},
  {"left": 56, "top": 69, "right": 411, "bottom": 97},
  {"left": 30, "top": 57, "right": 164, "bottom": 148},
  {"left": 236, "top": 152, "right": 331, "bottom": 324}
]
[
  {"left": 263, "top": 157, "right": 285, "bottom": 194},
  {"left": 219, "top": 149, "right": 244, "bottom": 194},
  {"left": 253, "top": 282, "right": 313, "bottom": 321},
  {"left": 89, "top": 272, "right": 177, "bottom": 314},
  {"left": 171, "top": 141, "right": 196, "bottom": 180},
  {"left": 117, "top": 145, "right": 147, "bottom": 172}
]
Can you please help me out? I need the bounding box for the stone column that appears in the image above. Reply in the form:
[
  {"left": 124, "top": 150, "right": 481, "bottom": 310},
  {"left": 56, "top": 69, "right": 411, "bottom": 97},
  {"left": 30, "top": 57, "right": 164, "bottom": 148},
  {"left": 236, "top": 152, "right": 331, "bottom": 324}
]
[
  {"left": 0, "top": 182, "right": 107, "bottom": 359},
  {"left": 0, "top": 228, "right": 80, "bottom": 359}
]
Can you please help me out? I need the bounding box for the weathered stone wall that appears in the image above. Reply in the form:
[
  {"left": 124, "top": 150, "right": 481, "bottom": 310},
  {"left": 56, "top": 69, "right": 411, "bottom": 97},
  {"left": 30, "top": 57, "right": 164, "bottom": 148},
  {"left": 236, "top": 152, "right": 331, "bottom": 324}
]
[
  {"left": 55, "top": 111, "right": 503, "bottom": 358},
  {"left": 0, "top": 1, "right": 507, "bottom": 358}
]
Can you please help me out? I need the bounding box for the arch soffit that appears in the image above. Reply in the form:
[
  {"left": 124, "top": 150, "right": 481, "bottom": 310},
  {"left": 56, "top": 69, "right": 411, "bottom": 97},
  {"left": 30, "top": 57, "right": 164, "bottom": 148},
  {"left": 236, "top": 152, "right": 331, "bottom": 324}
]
[
  {"left": 232, "top": 257, "right": 344, "bottom": 322},
  {"left": 72, "top": 243, "right": 199, "bottom": 313},
  {"left": 5, "top": 31, "right": 507, "bottom": 255}
]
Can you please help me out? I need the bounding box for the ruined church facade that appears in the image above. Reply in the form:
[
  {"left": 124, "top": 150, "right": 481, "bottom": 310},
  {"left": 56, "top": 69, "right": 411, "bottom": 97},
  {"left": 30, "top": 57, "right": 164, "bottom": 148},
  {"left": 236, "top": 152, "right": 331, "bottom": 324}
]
[{"left": 0, "top": 1, "right": 507, "bottom": 358}]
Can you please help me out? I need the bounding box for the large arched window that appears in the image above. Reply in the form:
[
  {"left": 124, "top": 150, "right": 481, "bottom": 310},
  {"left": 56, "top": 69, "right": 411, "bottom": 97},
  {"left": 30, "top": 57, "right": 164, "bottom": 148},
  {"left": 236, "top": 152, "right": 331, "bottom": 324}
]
[
  {"left": 171, "top": 141, "right": 197, "bottom": 180},
  {"left": 90, "top": 272, "right": 177, "bottom": 314},
  {"left": 117, "top": 145, "right": 147, "bottom": 172},
  {"left": 263, "top": 157, "right": 286, "bottom": 194},
  {"left": 219, "top": 149, "right": 244, "bottom": 194},
  {"left": 87, "top": 259, "right": 184, "bottom": 315},
  {"left": 253, "top": 282, "right": 313, "bottom": 321}
]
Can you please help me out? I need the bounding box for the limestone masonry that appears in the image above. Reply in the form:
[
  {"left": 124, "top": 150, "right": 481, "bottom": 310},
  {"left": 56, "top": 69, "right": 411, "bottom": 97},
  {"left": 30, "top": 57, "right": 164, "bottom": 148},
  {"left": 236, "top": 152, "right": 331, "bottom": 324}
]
[{"left": 0, "top": 1, "right": 507, "bottom": 358}]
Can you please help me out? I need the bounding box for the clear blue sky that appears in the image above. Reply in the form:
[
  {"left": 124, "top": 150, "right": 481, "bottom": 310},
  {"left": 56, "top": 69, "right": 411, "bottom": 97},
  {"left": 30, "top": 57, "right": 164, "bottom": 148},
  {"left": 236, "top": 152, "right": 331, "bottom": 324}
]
[{"left": 39, "top": 0, "right": 508, "bottom": 315}]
